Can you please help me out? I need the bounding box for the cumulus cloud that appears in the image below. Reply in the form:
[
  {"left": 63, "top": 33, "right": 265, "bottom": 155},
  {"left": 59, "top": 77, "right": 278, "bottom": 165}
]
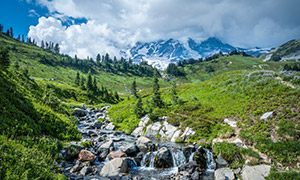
[{"left": 29, "top": 0, "right": 300, "bottom": 58}]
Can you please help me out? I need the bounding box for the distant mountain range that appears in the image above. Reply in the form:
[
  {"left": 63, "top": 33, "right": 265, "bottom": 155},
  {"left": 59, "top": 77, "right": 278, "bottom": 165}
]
[{"left": 124, "top": 37, "right": 272, "bottom": 69}]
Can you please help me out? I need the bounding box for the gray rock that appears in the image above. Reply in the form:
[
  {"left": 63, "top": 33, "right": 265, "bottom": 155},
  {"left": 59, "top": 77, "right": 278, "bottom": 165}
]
[
  {"left": 154, "top": 147, "right": 173, "bottom": 168},
  {"left": 138, "top": 115, "right": 150, "bottom": 127},
  {"left": 180, "top": 127, "right": 195, "bottom": 140},
  {"left": 79, "top": 165, "right": 93, "bottom": 176},
  {"left": 159, "top": 121, "right": 178, "bottom": 141},
  {"left": 145, "top": 122, "right": 162, "bottom": 138},
  {"left": 191, "top": 171, "right": 200, "bottom": 180},
  {"left": 92, "top": 121, "right": 102, "bottom": 129},
  {"left": 215, "top": 168, "right": 235, "bottom": 180},
  {"left": 120, "top": 144, "right": 138, "bottom": 156},
  {"left": 260, "top": 112, "right": 273, "bottom": 120},
  {"left": 70, "top": 163, "right": 82, "bottom": 173},
  {"left": 171, "top": 129, "right": 182, "bottom": 142},
  {"left": 100, "top": 158, "right": 128, "bottom": 177},
  {"left": 136, "top": 136, "right": 152, "bottom": 145},
  {"left": 98, "top": 140, "right": 114, "bottom": 159},
  {"left": 131, "top": 126, "right": 144, "bottom": 137},
  {"left": 105, "top": 122, "right": 115, "bottom": 130},
  {"left": 241, "top": 165, "right": 271, "bottom": 180},
  {"left": 217, "top": 154, "right": 228, "bottom": 168},
  {"left": 178, "top": 161, "right": 198, "bottom": 174}
]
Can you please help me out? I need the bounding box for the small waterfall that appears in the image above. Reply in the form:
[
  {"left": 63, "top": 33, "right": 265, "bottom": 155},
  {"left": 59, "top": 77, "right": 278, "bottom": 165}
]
[
  {"left": 141, "top": 151, "right": 157, "bottom": 168},
  {"left": 189, "top": 152, "right": 195, "bottom": 162},
  {"left": 170, "top": 149, "right": 186, "bottom": 167},
  {"left": 205, "top": 149, "right": 216, "bottom": 172}
]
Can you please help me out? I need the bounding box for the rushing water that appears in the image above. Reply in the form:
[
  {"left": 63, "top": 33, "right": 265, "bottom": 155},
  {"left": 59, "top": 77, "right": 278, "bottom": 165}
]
[{"left": 64, "top": 108, "right": 216, "bottom": 180}]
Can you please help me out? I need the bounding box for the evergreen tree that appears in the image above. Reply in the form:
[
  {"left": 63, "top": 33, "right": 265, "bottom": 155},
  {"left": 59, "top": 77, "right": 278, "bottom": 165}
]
[
  {"left": 171, "top": 82, "right": 178, "bottom": 105},
  {"left": 93, "top": 76, "right": 97, "bottom": 92},
  {"left": 131, "top": 78, "right": 138, "bottom": 98},
  {"left": 80, "top": 76, "right": 86, "bottom": 90},
  {"left": 14, "top": 61, "right": 20, "bottom": 70},
  {"left": 17, "top": 34, "right": 20, "bottom": 41},
  {"left": 0, "top": 48, "right": 10, "bottom": 70},
  {"left": 54, "top": 43, "right": 60, "bottom": 53},
  {"left": 152, "top": 70, "right": 163, "bottom": 108},
  {"left": 96, "top": 53, "right": 101, "bottom": 64},
  {"left": 113, "top": 91, "right": 120, "bottom": 101},
  {"left": 134, "top": 96, "right": 144, "bottom": 118},
  {"left": 86, "top": 70, "right": 93, "bottom": 92},
  {"left": 75, "top": 72, "right": 80, "bottom": 86},
  {"left": 0, "top": 24, "right": 3, "bottom": 32},
  {"left": 9, "top": 27, "right": 13, "bottom": 38},
  {"left": 21, "top": 35, "right": 25, "bottom": 42},
  {"left": 41, "top": 40, "right": 45, "bottom": 49}
]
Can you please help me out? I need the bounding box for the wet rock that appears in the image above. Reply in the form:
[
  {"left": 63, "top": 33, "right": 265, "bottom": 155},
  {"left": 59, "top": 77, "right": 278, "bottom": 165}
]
[
  {"left": 72, "top": 108, "right": 87, "bottom": 117},
  {"left": 80, "top": 165, "right": 93, "bottom": 176},
  {"left": 91, "top": 121, "right": 102, "bottom": 129},
  {"left": 104, "top": 122, "right": 115, "bottom": 130},
  {"left": 78, "top": 150, "right": 96, "bottom": 162},
  {"left": 215, "top": 168, "right": 235, "bottom": 180},
  {"left": 183, "top": 145, "right": 196, "bottom": 160},
  {"left": 100, "top": 158, "right": 128, "bottom": 177},
  {"left": 191, "top": 171, "right": 200, "bottom": 180},
  {"left": 260, "top": 111, "right": 273, "bottom": 120},
  {"left": 154, "top": 147, "right": 173, "bottom": 168},
  {"left": 217, "top": 154, "right": 228, "bottom": 168},
  {"left": 178, "top": 161, "right": 198, "bottom": 174},
  {"left": 241, "top": 165, "right": 271, "bottom": 180},
  {"left": 120, "top": 144, "right": 138, "bottom": 156},
  {"left": 131, "top": 127, "right": 144, "bottom": 137},
  {"left": 145, "top": 122, "right": 162, "bottom": 139},
  {"left": 136, "top": 136, "right": 152, "bottom": 144},
  {"left": 98, "top": 140, "right": 114, "bottom": 160},
  {"left": 134, "top": 152, "right": 144, "bottom": 166},
  {"left": 108, "top": 150, "right": 127, "bottom": 159},
  {"left": 70, "top": 161, "right": 83, "bottom": 174},
  {"left": 193, "top": 147, "right": 207, "bottom": 170}
]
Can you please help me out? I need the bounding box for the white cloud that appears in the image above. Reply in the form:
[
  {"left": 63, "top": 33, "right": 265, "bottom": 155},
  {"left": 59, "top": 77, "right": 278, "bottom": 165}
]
[{"left": 29, "top": 0, "right": 300, "bottom": 58}]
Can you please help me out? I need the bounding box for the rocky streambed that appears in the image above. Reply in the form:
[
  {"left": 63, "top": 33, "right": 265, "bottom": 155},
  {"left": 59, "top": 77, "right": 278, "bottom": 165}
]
[{"left": 58, "top": 106, "right": 216, "bottom": 180}]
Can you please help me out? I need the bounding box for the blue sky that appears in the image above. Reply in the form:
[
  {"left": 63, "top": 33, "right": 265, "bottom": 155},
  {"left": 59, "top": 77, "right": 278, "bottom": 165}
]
[{"left": 1, "top": 0, "right": 300, "bottom": 59}]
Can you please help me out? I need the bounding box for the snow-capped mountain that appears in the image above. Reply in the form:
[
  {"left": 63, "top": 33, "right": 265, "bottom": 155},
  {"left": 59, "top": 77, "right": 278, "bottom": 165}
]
[{"left": 126, "top": 37, "right": 271, "bottom": 69}]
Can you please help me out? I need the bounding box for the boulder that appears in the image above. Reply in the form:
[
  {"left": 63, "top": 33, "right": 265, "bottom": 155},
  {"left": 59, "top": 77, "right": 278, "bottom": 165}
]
[
  {"left": 91, "top": 121, "right": 102, "bottom": 129},
  {"left": 144, "top": 122, "right": 162, "bottom": 138},
  {"left": 260, "top": 112, "right": 273, "bottom": 120},
  {"left": 100, "top": 158, "right": 128, "bottom": 177},
  {"left": 170, "top": 130, "right": 182, "bottom": 142},
  {"left": 78, "top": 150, "right": 96, "bottom": 162},
  {"left": 131, "top": 126, "right": 144, "bottom": 137},
  {"left": 154, "top": 147, "right": 173, "bottom": 168},
  {"left": 182, "top": 145, "right": 196, "bottom": 160},
  {"left": 108, "top": 150, "right": 127, "bottom": 159},
  {"left": 136, "top": 136, "right": 152, "bottom": 145},
  {"left": 215, "top": 168, "right": 235, "bottom": 180},
  {"left": 136, "top": 136, "right": 155, "bottom": 152},
  {"left": 72, "top": 108, "right": 87, "bottom": 117},
  {"left": 178, "top": 161, "right": 198, "bottom": 174},
  {"left": 180, "top": 127, "right": 195, "bottom": 140},
  {"left": 232, "top": 138, "right": 246, "bottom": 148},
  {"left": 70, "top": 162, "right": 83, "bottom": 173},
  {"left": 105, "top": 122, "right": 115, "bottom": 130},
  {"left": 120, "top": 144, "right": 138, "bottom": 156},
  {"left": 241, "top": 165, "right": 271, "bottom": 180},
  {"left": 98, "top": 140, "right": 114, "bottom": 159},
  {"left": 193, "top": 147, "right": 207, "bottom": 170},
  {"left": 217, "top": 154, "right": 228, "bottom": 168},
  {"left": 224, "top": 118, "right": 237, "bottom": 128},
  {"left": 80, "top": 165, "right": 93, "bottom": 176},
  {"left": 138, "top": 115, "right": 150, "bottom": 127},
  {"left": 159, "top": 121, "right": 178, "bottom": 141}
]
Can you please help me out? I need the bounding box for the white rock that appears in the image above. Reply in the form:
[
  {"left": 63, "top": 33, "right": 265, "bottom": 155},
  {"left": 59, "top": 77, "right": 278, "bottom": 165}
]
[
  {"left": 105, "top": 122, "right": 115, "bottom": 130},
  {"left": 145, "top": 122, "right": 162, "bottom": 138},
  {"left": 241, "top": 165, "right": 271, "bottom": 180},
  {"left": 100, "top": 158, "right": 128, "bottom": 177},
  {"left": 131, "top": 126, "right": 144, "bottom": 137},
  {"left": 231, "top": 138, "right": 247, "bottom": 148},
  {"left": 138, "top": 115, "right": 150, "bottom": 127},
  {"left": 212, "top": 138, "right": 224, "bottom": 145},
  {"left": 170, "top": 130, "right": 182, "bottom": 142},
  {"left": 180, "top": 127, "right": 195, "bottom": 140},
  {"left": 224, "top": 118, "right": 237, "bottom": 128},
  {"left": 215, "top": 168, "right": 235, "bottom": 180},
  {"left": 159, "top": 121, "right": 178, "bottom": 141},
  {"left": 260, "top": 112, "right": 273, "bottom": 120}
]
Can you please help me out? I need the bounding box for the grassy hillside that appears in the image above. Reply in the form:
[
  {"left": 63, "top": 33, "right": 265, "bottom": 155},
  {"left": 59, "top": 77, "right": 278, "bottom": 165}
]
[
  {"left": 0, "top": 33, "right": 169, "bottom": 93},
  {"left": 109, "top": 70, "right": 300, "bottom": 168}
]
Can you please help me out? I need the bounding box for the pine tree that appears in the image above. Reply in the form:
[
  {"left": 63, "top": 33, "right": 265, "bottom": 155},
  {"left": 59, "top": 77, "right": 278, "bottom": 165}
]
[
  {"left": 86, "top": 70, "right": 93, "bottom": 92},
  {"left": 14, "top": 61, "right": 20, "bottom": 70},
  {"left": 131, "top": 78, "right": 138, "bottom": 98},
  {"left": 41, "top": 40, "right": 45, "bottom": 49},
  {"left": 17, "top": 34, "right": 20, "bottom": 41},
  {"left": 9, "top": 27, "right": 13, "bottom": 38},
  {"left": 134, "top": 96, "right": 144, "bottom": 118},
  {"left": 152, "top": 70, "right": 163, "bottom": 108},
  {"left": 80, "top": 76, "right": 86, "bottom": 90},
  {"left": 54, "top": 43, "right": 60, "bottom": 53},
  {"left": 0, "top": 24, "right": 3, "bottom": 32},
  {"left": 0, "top": 48, "right": 10, "bottom": 70},
  {"left": 75, "top": 72, "right": 80, "bottom": 86},
  {"left": 93, "top": 76, "right": 97, "bottom": 92},
  {"left": 21, "top": 35, "right": 25, "bottom": 42},
  {"left": 171, "top": 82, "right": 178, "bottom": 105},
  {"left": 96, "top": 53, "right": 101, "bottom": 64}
]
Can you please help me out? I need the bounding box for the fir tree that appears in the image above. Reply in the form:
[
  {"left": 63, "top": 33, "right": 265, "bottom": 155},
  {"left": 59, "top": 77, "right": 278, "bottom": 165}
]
[
  {"left": 9, "top": 27, "right": 13, "bottom": 38},
  {"left": 14, "top": 61, "right": 20, "bottom": 70},
  {"left": 41, "top": 40, "right": 45, "bottom": 49},
  {"left": 96, "top": 53, "right": 101, "bottom": 64},
  {"left": 86, "top": 70, "right": 93, "bottom": 93},
  {"left": 131, "top": 78, "right": 138, "bottom": 98},
  {"left": 75, "top": 72, "right": 80, "bottom": 86},
  {"left": 134, "top": 96, "right": 144, "bottom": 118},
  {"left": 80, "top": 76, "right": 86, "bottom": 90},
  {"left": 54, "top": 43, "right": 60, "bottom": 53},
  {"left": 93, "top": 76, "right": 97, "bottom": 92},
  {"left": 152, "top": 70, "right": 163, "bottom": 108}
]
